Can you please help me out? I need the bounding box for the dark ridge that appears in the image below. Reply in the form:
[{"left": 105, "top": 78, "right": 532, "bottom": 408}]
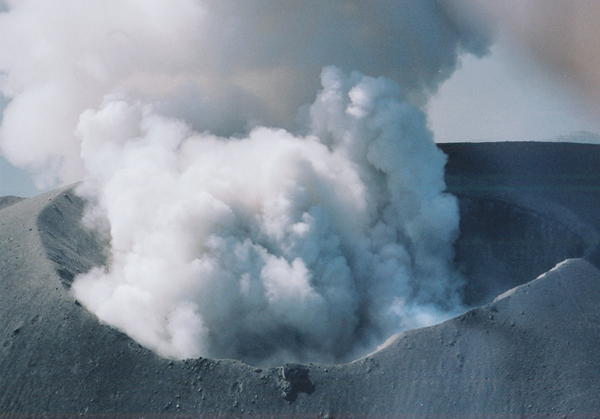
[
  {"left": 439, "top": 142, "right": 600, "bottom": 227},
  {"left": 0, "top": 195, "right": 24, "bottom": 211},
  {"left": 36, "top": 189, "right": 108, "bottom": 288},
  {"left": 440, "top": 141, "right": 600, "bottom": 180}
]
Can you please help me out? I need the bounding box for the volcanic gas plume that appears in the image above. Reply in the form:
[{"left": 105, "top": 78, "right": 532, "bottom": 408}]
[{"left": 0, "top": 1, "right": 490, "bottom": 365}]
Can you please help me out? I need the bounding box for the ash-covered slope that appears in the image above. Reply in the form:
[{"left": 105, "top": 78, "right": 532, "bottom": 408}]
[{"left": 1, "top": 142, "right": 600, "bottom": 417}]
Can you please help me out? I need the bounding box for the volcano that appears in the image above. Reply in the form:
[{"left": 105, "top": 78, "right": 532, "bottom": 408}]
[{"left": 1, "top": 141, "right": 600, "bottom": 417}]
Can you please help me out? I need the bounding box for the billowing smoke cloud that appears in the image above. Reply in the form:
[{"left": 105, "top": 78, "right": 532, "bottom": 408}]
[
  {"left": 0, "top": 1, "right": 490, "bottom": 364},
  {"left": 0, "top": 0, "right": 489, "bottom": 186},
  {"left": 72, "top": 68, "right": 463, "bottom": 364}
]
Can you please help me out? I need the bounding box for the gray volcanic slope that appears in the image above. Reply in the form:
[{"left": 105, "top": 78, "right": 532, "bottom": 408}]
[{"left": 1, "top": 142, "right": 600, "bottom": 417}]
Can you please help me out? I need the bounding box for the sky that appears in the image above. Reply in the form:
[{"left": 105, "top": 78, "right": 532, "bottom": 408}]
[
  {"left": 430, "top": 0, "right": 600, "bottom": 144},
  {"left": 429, "top": 37, "right": 600, "bottom": 143},
  {"left": 0, "top": 2, "right": 599, "bottom": 198}
]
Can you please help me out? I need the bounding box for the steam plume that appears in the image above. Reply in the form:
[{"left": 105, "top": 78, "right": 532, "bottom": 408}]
[{"left": 0, "top": 1, "right": 490, "bottom": 364}]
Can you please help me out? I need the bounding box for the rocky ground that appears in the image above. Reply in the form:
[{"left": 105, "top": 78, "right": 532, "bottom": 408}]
[{"left": 1, "top": 142, "right": 599, "bottom": 418}]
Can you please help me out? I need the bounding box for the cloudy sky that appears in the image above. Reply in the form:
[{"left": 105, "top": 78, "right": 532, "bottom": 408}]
[
  {"left": 429, "top": 37, "right": 600, "bottom": 144},
  {"left": 430, "top": 0, "right": 600, "bottom": 143}
]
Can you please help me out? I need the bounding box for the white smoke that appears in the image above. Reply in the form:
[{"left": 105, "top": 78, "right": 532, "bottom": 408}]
[
  {"left": 0, "top": 1, "right": 490, "bottom": 364},
  {"left": 0, "top": 0, "right": 489, "bottom": 186},
  {"left": 72, "top": 68, "right": 463, "bottom": 363}
]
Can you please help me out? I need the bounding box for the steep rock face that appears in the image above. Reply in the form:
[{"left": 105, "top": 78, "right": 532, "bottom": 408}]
[
  {"left": 455, "top": 195, "right": 597, "bottom": 305},
  {"left": 440, "top": 142, "right": 600, "bottom": 305},
  {"left": 36, "top": 188, "right": 107, "bottom": 289}
]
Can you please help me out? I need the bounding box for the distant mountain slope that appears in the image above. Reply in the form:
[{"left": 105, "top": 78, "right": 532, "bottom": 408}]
[
  {"left": 1, "top": 142, "right": 599, "bottom": 417},
  {"left": 0, "top": 196, "right": 23, "bottom": 211}
]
